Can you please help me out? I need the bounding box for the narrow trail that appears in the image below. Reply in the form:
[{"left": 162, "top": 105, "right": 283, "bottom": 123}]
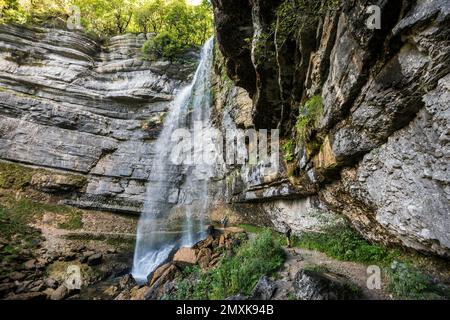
[{"left": 273, "top": 247, "right": 391, "bottom": 300}]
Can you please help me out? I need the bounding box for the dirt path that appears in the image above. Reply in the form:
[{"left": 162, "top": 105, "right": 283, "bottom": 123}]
[{"left": 273, "top": 247, "right": 391, "bottom": 300}]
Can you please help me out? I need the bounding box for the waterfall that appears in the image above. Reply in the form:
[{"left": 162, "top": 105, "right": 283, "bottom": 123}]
[{"left": 132, "top": 38, "right": 215, "bottom": 283}]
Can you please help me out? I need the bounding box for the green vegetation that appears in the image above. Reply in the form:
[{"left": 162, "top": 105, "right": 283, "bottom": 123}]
[
  {"left": 0, "top": 161, "right": 86, "bottom": 191},
  {"left": 295, "top": 224, "right": 399, "bottom": 265},
  {"left": 57, "top": 210, "right": 83, "bottom": 230},
  {"left": 139, "top": 0, "right": 213, "bottom": 60},
  {"left": 386, "top": 261, "right": 433, "bottom": 299},
  {"left": 294, "top": 223, "right": 449, "bottom": 299},
  {"left": 303, "top": 264, "right": 330, "bottom": 273},
  {"left": 0, "top": 195, "right": 84, "bottom": 234},
  {"left": 281, "top": 139, "right": 295, "bottom": 162},
  {"left": 172, "top": 230, "right": 285, "bottom": 300},
  {"left": 1, "top": 0, "right": 213, "bottom": 60},
  {"left": 239, "top": 222, "right": 449, "bottom": 299},
  {"left": 0, "top": 161, "right": 35, "bottom": 190},
  {"left": 238, "top": 223, "right": 266, "bottom": 235},
  {"left": 0, "top": 200, "right": 40, "bottom": 268},
  {"left": 274, "top": 0, "right": 339, "bottom": 47},
  {"left": 295, "top": 95, "right": 324, "bottom": 143}
]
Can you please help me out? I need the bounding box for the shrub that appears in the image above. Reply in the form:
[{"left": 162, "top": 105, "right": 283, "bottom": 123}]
[
  {"left": 281, "top": 140, "right": 295, "bottom": 162},
  {"left": 386, "top": 261, "right": 433, "bottom": 299},
  {"left": 172, "top": 230, "right": 285, "bottom": 300},
  {"left": 295, "top": 95, "right": 324, "bottom": 143},
  {"left": 142, "top": 31, "right": 188, "bottom": 61}
]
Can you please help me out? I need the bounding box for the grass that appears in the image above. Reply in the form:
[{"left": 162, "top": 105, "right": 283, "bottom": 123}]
[
  {"left": 171, "top": 230, "right": 285, "bottom": 300},
  {"left": 294, "top": 224, "right": 401, "bottom": 265},
  {"left": 239, "top": 222, "right": 449, "bottom": 299},
  {"left": 385, "top": 261, "right": 450, "bottom": 300},
  {"left": 238, "top": 224, "right": 266, "bottom": 234},
  {"left": 294, "top": 224, "right": 450, "bottom": 299},
  {"left": 0, "top": 201, "right": 44, "bottom": 275},
  {"left": 57, "top": 211, "right": 84, "bottom": 230},
  {"left": 295, "top": 95, "right": 324, "bottom": 144}
]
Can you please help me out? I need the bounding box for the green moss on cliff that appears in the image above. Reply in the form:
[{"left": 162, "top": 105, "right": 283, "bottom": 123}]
[{"left": 0, "top": 162, "right": 35, "bottom": 190}]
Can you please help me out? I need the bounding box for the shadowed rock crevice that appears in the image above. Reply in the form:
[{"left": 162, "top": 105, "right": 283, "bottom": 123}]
[{"left": 212, "top": 0, "right": 450, "bottom": 257}]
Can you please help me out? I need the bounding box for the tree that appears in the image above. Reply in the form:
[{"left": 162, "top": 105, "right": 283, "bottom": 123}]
[
  {"left": 133, "top": 0, "right": 165, "bottom": 33},
  {"left": 0, "top": 0, "right": 214, "bottom": 54},
  {"left": 140, "top": 0, "right": 214, "bottom": 61}
]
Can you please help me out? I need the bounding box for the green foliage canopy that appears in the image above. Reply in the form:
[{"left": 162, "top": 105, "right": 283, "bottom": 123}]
[{"left": 0, "top": 0, "right": 214, "bottom": 55}]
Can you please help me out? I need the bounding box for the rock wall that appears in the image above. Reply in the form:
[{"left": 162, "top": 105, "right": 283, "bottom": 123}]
[
  {"left": 0, "top": 24, "right": 196, "bottom": 213},
  {"left": 211, "top": 0, "right": 450, "bottom": 257}
]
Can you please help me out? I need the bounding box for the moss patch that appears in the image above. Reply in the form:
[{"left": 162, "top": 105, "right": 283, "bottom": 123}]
[
  {"left": 0, "top": 162, "right": 35, "bottom": 190},
  {"left": 57, "top": 211, "right": 84, "bottom": 230},
  {"left": 0, "top": 161, "right": 86, "bottom": 192}
]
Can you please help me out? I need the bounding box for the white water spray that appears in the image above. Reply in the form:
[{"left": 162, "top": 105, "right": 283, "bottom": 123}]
[{"left": 132, "top": 38, "right": 215, "bottom": 283}]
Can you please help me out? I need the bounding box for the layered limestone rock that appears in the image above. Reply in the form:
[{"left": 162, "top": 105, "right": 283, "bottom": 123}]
[
  {"left": 211, "top": 0, "right": 450, "bottom": 257},
  {"left": 0, "top": 24, "right": 196, "bottom": 213}
]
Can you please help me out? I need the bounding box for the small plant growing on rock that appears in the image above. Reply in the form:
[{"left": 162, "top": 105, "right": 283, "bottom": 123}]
[
  {"left": 281, "top": 140, "right": 296, "bottom": 162},
  {"left": 295, "top": 95, "right": 324, "bottom": 143}
]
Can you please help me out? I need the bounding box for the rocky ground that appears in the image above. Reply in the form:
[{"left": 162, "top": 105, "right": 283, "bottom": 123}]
[
  {"left": 86, "top": 227, "right": 391, "bottom": 301},
  {"left": 0, "top": 192, "right": 137, "bottom": 300}
]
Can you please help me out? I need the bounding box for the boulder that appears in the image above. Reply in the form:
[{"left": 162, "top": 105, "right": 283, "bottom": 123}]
[
  {"left": 79, "top": 250, "right": 95, "bottom": 263},
  {"left": 218, "top": 235, "right": 226, "bottom": 247},
  {"left": 193, "top": 235, "right": 214, "bottom": 250},
  {"left": 44, "top": 278, "right": 59, "bottom": 289},
  {"left": 9, "top": 272, "right": 26, "bottom": 281},
  {"left": 119, "top": 274, "right": 137, "bottom": 290},
  {"left": 24, "top": 259, "right": 37, "bottom": 270},
  {"left": 103, "top": 286, "right": 119, "bottom": 296},
  {"left": 173, "top": 247, "right": 197, "bottom": 266},
  {"left": 293, "top": 270, "right": 360, "bottom": 300},
  {"left": 145, "top": 265, "right": 180, "bottom": 300},
  {"left": 50, "top": 285, "right": 69, "bottom": 300},
  {"left": 149, "top": 263, "right": 171, "bottom": 286},
  {"left": 251, "top": 276, "right": 277, "bottom": 300},
  {"left": 197, "top": 248, "right": 212, "bottom": 270},
  {"left": 30, "top": 172, "right": 86, "bottom": 193},
  {"left": 87, "top": 253, "right": 103, "bottom": 266}
]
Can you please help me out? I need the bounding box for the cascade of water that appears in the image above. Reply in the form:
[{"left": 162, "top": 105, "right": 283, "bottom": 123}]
[{"left": 132, "top": 38, "right": 215, "bottom": 283}]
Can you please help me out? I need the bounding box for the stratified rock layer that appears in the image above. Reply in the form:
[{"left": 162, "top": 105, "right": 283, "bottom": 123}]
[
  {"left": 0, "top": 24, "right": 196, "bottom": 213},
  {"left": 212, "top": 0, "right": 450, "bottom": 257}
]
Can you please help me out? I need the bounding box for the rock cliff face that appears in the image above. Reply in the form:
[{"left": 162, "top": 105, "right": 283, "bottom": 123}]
[
  {"left": 0, "top": 24, "right": 196, "bottom": 213},
  {"left": 211, "top": 0, "right": 450, "bottom": 257}
]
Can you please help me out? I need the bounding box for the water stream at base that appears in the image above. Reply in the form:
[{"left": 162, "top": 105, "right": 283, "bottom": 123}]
[{"left": 132, "top": 38, "right": 215, "bottom": 283}]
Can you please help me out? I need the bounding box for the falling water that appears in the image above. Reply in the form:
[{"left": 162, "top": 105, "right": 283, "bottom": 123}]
[{"left": 132, "top": 38, "right": 215, "bottom": 283}]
